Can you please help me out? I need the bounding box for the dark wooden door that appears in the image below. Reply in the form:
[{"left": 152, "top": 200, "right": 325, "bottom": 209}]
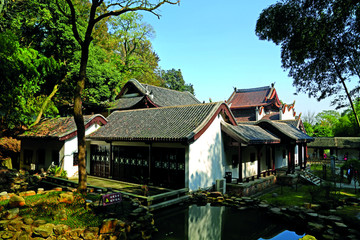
[
  {"left": 152, "top": 148, "right": 185, "bottom": 189},
  {"left": 90, "top": 145, "right": 110, "bottom": 178}
]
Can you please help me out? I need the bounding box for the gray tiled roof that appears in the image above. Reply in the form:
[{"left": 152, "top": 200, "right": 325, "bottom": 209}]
[
  {"left": 308, "top": 137, "right": 360, "bottom": 148},
  {"left": 221, "top": 122, "right": 280, "bottom": 144},
  {"left": 111, "top": 79, "right": 200, "bottom": 110},
  {"left": 18, "top": 114, "right": 107, "bottom": 139},
  {"left": 142, "top": 83, "right": 200, "bottom": 107},
  {"left": 257, "top": 120, "right": 313, "bottom": 143},
  {"left": 89, "top": 102, "right": 225, "bottom": 143},
  {"left": 109, "top": 96, "right": 144, "bottom": 110}
]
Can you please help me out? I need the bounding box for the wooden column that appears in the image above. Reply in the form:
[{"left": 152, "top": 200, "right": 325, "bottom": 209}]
[
  {"left": 287, "top": 145, "right": 291, "bottom": 174},
  {"left": 299, "top": 143, "right": 303, "bottom": 169},
  {"left": 292, "top": 145, "right": 296, "bottom": 173},
  {"left": 238, "top": 145, "right": 243, "bottom": 182},
  {"left": 257, "top": 146, "right": 262, "bottom": 179},
  {"left": 109, "top": 142, "right": 112, "bottom": 178},
  {"left": 148, "top": 143, "right": 152, "bottom": 185},
  {"left": 272, "top": 145, "right": 276, "bottom": 171},
  {"left": 305, "top": 145, "right": 308, "bottom": 168}
]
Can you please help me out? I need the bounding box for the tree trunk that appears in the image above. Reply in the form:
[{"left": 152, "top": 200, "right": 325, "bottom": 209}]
[
  {"left": 74, "top": 41, "right": 91, "bottom": 194},
  {"left": 30, "top": 84, "right": 59, "bottom": 127},
  {"left": 339, "top": 76, "right": 360, "bottom": 128}
]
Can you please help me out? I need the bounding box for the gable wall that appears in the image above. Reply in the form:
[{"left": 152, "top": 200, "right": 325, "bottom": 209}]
[
  {"left": 63, "top": 123, "right": 102, "bottom": 178},
  {"left": 188, "top": 115, "right": 227, "bottom": 191}
]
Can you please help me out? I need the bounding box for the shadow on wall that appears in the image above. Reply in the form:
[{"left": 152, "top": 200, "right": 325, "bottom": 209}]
[{"left": 189, "top": 132, "right": 223, "bottom": 191}]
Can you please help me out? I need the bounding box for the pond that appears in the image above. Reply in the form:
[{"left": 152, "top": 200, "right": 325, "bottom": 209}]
[{"left": 153, "top": 204, "right": 305, "bottom": 240}]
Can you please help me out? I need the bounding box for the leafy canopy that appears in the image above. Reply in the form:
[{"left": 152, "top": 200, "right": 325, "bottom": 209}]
[{"left": 256, "top": 0, "right": 360, "bottom": 127}]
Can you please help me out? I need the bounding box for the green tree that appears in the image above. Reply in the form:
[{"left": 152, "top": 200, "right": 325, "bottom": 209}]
[
  {"left": 303, "top": 121, "right": 314, "bottom": 136},
  {"left": 109, "top": 12, "right": 162, "bottom": 87},
  {"left": 57, "top": 0, "right": 179, "bottom": 193},
  {"left": 0, "top": 31, "right": 59, "bottom": 129},
  {"left": 161, "top": 68, "right": 195, "bottom": 94},
  {"left": 334, "top": 98, "right": 360, "bottom": 136},
  {"left": 256, "top": 0, "right": 360, "bottom": 129}
]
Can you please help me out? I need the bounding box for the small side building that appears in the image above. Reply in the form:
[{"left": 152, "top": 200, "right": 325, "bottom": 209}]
[
  {"left": 18, "top": 114, "right": 107, "bottom": 178},
  {"left": 308, "top": 137, "right": 360, "bottom": 161}
]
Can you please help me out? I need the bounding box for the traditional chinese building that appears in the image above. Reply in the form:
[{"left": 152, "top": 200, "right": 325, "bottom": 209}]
[
  {"left": 227, "top": 84, "right": 296, "bottom": 123},
  {"left": 109, "top": 79, "right": 200, "bottom": 112}
]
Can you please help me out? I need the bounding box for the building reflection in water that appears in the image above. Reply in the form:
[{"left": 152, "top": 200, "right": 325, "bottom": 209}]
[{"left": 153, "top": 204, "right": 305, "bottom": 240}]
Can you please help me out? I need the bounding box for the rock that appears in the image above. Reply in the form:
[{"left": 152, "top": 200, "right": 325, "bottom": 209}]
[
  {"left": 327, "top": 215, "right": 342, "bottom": 222},
  {"left": 69, "top": 228, "right": 84, "bottom": 238},
  {"left": 33, "top": 223, "right": 55, "bottom": 238},
  {"left": 7, "top": 219, "right": 23, "bottom": 231},
  {"left": 270, "top": 207, "right": 281, "bottom": 214},
  {"left": 100, "top": 219, "right": 119, "bottom": 234},
  {"left": 0, "top": 220, "right": 9, "bottom": 230},
  {"left": 82, "top": 231, "right": 96, "bottom": 240},
  {"left": 299, "top": 235, "right": 317, "bottom": 240},
  {"left": 0, "top": 192, "right": 9, "bottom": 201},
  {"left": 17, "top": 232, "right": 31, "bottom": 240},
  {"left": 272, "top": 193, "right": 278, "bottom": 198},
  {"left": 258, "top": 203, "right": 269, "bottom": 208},
  {"left": 37, "top": 188, "right": 44, "bottom": 194},
  {"left": 8, "top": 195, "right": 25, "bottom": 208},
  {"left": 310, "top": 203, "right": 320, "bottom": 210},
  {"left": 0, "top": 230, "right": 15, "bottom": 239},
  {"left": 3, "top": 208, "right": 19, "bottom": 220},
  {"left": 307, "top": 222, "right": 324, "bottom": 233},
  {"left": 334, "top": 221, "right": 347, "bottom": 229},
  {"left": 33, "top": 219, "right": 47, "bottom": 227},
  {"left": 208, "top": 192, "right": 222, "bottom": 198},
  {"left": 58, "top": 192, "right": 74, "bottom": 204},
  {"left": 23, "top": 217, "right": 34, "bottom": 225},
  {"left": 322, "top": 234, "right": 334, "bottom": 240},
  {"left": 306, "top": 212, "right": 318, "bottom": 218},
  {"left": 54, "top": 224, "right": 69, "bottom": 235},
  {"left": 54, "top": 209, "right": 67, "bottom": 221},
  {"left": 19, "top": 190, "right": 36, "bottom": 197},
  {"left": 21, "top": 224, "right": 32, "bottom": 233}
]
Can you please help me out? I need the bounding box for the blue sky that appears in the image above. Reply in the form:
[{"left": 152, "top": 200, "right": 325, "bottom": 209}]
[{"left": 142, "top": 0, "right": 337, "bottom": 115}]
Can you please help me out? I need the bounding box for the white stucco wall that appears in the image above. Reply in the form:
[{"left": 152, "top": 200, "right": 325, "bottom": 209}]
[
  {"left": 188, "top": 115, "right": 227, "bottom": 191},
  {"left": 280, "top": 107, "right": 296, "bottom": 120},
  {"left": 63, "top": 123, "right": 102, "bottom": 178},
  {"left": 241, "top": 146, "right": 258, "bottom": 178},
  {"left": 274, "top": 145, "right": 287, "bottom": 169}
]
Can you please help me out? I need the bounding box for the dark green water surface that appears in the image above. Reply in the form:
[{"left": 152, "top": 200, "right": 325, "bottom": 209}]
[{"left": 153, "top": 204, "right": 305, "bottom": 240}]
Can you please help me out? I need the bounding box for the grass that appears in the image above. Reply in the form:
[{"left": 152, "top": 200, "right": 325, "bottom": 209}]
[
  {"left": 259, "top": 185, "right": 313, "bottom": 207},
  {"left": 259, "top": 184, "right": 360, "bottom": 207},
  {"left": 1, "top": 191, "right": 132, "bottom": 229}
]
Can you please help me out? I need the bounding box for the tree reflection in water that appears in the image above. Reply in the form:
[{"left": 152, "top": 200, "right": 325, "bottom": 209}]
[{"left": 153, "top": 204, "right": 305, "bottom": 240}]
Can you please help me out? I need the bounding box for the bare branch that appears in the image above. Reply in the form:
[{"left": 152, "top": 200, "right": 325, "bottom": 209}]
[{"left": 94, "top": 0, "right": 180, "bottom": 25}]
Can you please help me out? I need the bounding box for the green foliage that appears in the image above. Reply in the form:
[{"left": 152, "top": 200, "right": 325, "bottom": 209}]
[
  {"left": 161, "top": 68, "right": 195, "bottom": 94},
  {"left": 303, "top": 121, "right": 314, "bottom": 136},
  {"left": 334, "top": 98, "right": 360, "bottom": 136},
  {"left": 256, "top": 0, "right": 360, "bottom": 121},
  {"left": 48, "top": 166, "right": 68, "bottom": 178},
  {"left": 0, "top": 31, "right": 60, "bottom": 129}
]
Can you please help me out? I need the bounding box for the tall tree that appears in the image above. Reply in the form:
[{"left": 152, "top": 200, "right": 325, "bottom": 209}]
[
  {"left": 161, "top": 68, "right": 195, "bottom": 94},
  {"left": 255, "top": 0, "right": 360, "bottom": 128},
  {"left": 57, "top": 0, "right": 179, "bottom": 193},
  {"left": 109, "top": 12, "right": 163, "bottom": 87}
]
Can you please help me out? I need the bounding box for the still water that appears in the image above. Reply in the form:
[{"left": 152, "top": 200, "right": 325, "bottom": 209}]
[{"left": 153, "top": 204, "right": 305, "bottom": 240}]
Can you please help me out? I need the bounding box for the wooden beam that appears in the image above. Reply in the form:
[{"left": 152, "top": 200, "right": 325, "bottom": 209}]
[{"left": 238, "top": 145, "right": 243, "bottom": 182}]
